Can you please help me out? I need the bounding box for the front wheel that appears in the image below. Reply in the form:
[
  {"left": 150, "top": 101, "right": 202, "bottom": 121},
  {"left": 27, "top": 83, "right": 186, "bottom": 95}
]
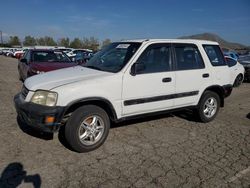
[
  {"left": 196, "top": 91, "right": 220, "bottom": 123},
  {"left": 65, "top": 105, "right": 110, "bottom": 152}
]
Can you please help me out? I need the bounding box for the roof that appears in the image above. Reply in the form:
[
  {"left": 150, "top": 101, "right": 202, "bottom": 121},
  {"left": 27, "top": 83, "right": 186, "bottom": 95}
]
[{"left": 121, "top": 39, "right": 219, "bottom": 45}]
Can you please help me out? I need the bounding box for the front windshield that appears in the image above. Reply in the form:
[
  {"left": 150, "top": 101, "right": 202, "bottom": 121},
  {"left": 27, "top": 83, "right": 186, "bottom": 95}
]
[
  {"left": 84, "top": 42, "right": 141, "bottom": 73},
  {"left": 33, "top": 51, "right": 72, "bottom": 63}
]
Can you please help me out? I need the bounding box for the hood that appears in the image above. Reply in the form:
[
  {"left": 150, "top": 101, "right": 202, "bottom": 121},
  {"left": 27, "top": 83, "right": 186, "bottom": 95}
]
[
  {"left": 25, "top": 66, "right": 112, "bottom": 91},
  {"left": 30, "top": 62, "right": 77, "bottom": 72}
]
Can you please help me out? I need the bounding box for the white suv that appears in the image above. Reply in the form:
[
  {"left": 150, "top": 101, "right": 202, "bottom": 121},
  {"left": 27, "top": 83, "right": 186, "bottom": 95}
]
[{"left": 14, "top": 39, "right": 233, "bottom": 152}]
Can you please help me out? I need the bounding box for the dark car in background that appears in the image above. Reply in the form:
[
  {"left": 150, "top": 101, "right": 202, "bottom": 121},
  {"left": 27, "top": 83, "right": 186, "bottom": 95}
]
[
  {"left": 18, "top": 49, "right": 81, "bottom": 81},
  {"left": 238, "top": 55, "right": 250, "bottom": 82}
]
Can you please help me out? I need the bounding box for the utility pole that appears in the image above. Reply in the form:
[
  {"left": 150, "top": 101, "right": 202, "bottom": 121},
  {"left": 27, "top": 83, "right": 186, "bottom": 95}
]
[{"left": 0, "top": 30, "right": 3, "bottom": 45}]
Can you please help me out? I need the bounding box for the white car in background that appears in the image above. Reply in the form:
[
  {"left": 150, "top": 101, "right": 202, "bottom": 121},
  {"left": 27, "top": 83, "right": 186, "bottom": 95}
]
[
  {"left": 225, "top": 56, "right": 245, "bottom": 87},
  {"left": 66, "top": 49, "right": 93, "bottom": 58}
]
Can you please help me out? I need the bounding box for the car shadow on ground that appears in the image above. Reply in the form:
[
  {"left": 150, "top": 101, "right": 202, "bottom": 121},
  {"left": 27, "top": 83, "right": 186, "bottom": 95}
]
[
  {"left": 111, "top": 109, "right": 199, "bottom": 129},
  {"left": 16, "top": 110, "right": 199, "bottom": 152},
  {"left": 0, "top": 162, "right": 41, "bottom": 188},
  {"left": 16, "top": 116, "right": 53, "bottom": 140},
  {"left": 247, "top": 113, "right": 250, "bottom": 120}
]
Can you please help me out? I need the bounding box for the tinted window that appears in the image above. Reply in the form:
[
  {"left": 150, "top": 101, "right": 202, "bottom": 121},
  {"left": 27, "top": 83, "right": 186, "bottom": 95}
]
[
  {"left": 203, "top": 45, "right": 226, "bottom": 66},
  {"left": 174, "top": 44, "right": 204, "bottom": 70},
  {"left": 226, "top": 57, "right": 237, "bottom": 67},
  {"left": 136, "top": 44, "right": 171, "bottom": 74},
  {"left": 32, "top": 51, "right": 71, "bottom": 63}
]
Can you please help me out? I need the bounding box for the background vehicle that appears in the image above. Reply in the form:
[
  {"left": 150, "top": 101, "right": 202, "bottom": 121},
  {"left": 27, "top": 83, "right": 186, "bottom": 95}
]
[
  {"left": 223, "top": 51, "right": 239, "bottom": 60},
  {"left": 14, "top": 49, "right": 28, "bottom": 59},
  {"left": 67, "top": 49, "right": 93, "bottom": 58},
  {"left": 18, "top": 49, "right": 80, "bottom": 81},
  {"left": 225, "top": 56, "right": 244, "bottom": 87},
  {"left": 239, "top": 55, "right": 250, "bottom": 82}
]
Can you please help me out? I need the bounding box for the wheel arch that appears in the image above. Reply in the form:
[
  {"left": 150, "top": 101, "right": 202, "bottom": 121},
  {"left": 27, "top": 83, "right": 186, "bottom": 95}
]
[
  {"left": 202, "top": 85, "right": 225, "bottom": 107},
  {"left": 63, "top": 97, "right": 118, "bottom": 121}
]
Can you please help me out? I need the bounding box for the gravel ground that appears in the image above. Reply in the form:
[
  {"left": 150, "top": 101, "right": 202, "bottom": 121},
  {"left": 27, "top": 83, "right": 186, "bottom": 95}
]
[{"left": 0, "top": 56, "right": 249, "bottom": 188}]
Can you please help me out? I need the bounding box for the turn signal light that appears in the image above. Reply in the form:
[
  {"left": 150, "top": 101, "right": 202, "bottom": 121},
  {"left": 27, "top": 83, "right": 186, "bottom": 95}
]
[{"left": 45, "top": 116, "right": 55, "bottom": 124}]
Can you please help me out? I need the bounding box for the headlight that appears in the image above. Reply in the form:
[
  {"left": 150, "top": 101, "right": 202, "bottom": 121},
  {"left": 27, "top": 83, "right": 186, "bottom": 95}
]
[{"left": 31, "top": 90, "right": 58, "bottom": 106}]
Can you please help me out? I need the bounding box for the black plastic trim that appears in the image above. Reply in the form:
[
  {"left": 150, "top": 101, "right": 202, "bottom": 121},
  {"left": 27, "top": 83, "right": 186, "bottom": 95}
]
[
  {"left": 64, "top": 97, "right": 118, "bottom": 120},
  {"left": 124, "top": 91, "right": 199, "bottom": 106}
]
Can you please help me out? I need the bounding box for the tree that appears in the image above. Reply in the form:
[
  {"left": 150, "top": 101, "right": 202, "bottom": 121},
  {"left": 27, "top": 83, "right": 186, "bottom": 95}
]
[
  {"left": 82, "top": 37, "right": 99, "bottom": 51},
  {"left": 9, "top": 36, "right": 21, "bottom": 46},
  {"left": 58, "top": 37, "right": 70, "bottom": 47},
  {"left": 36, "top": 36, "right": 57, "bottom": 46},
  {"left": 44, "top": 36, "right": 57, "bottom": 46},
  {"left": 102, "top": 38, "right": 111, "bottom": 48},
  {"left": 36, "top": 37, "right": 45, "bottom": 45},
  {"left": 70, "top": 38, "right": 82, "bottom": 49},
  {"left": 23, "top": 36, "right": 36, "bottom": 46}
]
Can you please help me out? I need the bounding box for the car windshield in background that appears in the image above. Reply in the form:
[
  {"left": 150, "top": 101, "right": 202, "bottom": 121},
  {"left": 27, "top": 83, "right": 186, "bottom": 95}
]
[
  {"left": 33, "top": 51, "right": 71, "bottom": 63},
  {"left": 84, "top": 42, "right": 141, "bottom": 73}
]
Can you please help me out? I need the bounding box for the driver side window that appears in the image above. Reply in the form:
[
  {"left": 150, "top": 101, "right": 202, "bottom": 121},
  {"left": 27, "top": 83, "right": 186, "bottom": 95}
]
[{"left": 136, "top": 44, "right": 171, "bottom": 74}]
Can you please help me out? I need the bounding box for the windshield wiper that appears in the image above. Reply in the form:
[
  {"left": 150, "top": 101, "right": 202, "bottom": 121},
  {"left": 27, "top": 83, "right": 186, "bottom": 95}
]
[{"left": 84, "top": 65, "right": 102, "bottom": 71}]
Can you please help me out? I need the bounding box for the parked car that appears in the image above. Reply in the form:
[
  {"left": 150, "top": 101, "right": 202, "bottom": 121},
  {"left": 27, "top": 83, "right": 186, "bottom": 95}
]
[
  {"left": 18, "top": 49, "right": 81, "bottom": 81},
  {"left": 14, "top": 49, "right": 28, "bottom": 59},
  {"left": 225, "top": 56, "right": 244, "bottom": 87},
  {"left": 223, "top": 51, "right": 239, "bottom": 61},
  {"left": 238, "top": 55, "right": 250, "bottom": 82},
  {"left": 14, "top": 39, "right": 232, "bottom": 152},
  {"left": 73, "top": 51, "right": 94, "bottom": 63},
  {"left": 67, "top": 49, "right": 93, "bottom": 58}
]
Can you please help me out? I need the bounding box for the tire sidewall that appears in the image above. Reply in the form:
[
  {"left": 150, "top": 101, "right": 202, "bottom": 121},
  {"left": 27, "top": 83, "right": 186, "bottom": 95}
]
[
  {"left": 198, "top": 91, "right": 220, "bottom": 123},
  {"left": 65, "top": 105, "right": 110, "bottom": 152}
]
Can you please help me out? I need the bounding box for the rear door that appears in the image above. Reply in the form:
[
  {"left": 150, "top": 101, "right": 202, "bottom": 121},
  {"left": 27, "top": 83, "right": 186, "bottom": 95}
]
[
  {"left": 173, "top": 43, "right": 210, "bottom": 107},
  {"left": 203, "top": 45, "right": 231, "bottom": 85},
  {"left": 122, "top": 43, "right": 175, "bottom": 116}
]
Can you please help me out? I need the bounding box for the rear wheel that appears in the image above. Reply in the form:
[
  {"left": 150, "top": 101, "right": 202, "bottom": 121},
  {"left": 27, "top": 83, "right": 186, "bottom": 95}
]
[
  {"left": 65, "top": 105, "right": 110, "bottom": 152},
  {"left": 196, "top": 91, "right": 220, "bottom": 123},
  {"left": 233, "top": 74, "right": 243, "bottom": 87}
]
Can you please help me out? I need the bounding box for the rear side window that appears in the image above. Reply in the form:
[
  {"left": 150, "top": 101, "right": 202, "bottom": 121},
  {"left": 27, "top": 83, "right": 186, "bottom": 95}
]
[
  {"left": 203, "top": 45, "right": 226, "bottom": 66},
  {"left": 174, "top": 44, "right": 205, "bottom": 70}
]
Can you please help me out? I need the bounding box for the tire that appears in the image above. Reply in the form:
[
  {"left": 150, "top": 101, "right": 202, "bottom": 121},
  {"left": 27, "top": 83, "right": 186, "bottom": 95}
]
[
  {"left": 233, "top": 74, "right": 243, "bottom": 87},
  {"left": 196, "top": 91, "right": 220, "bottom": 123},
  {"left": 65, "top": 105, "right": 110, "bottom": 152}
]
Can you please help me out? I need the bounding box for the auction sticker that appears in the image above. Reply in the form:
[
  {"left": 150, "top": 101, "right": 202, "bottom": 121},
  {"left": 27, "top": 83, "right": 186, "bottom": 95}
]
[{"left": 116, "top": 44, "right": 130, "bottom": 49}]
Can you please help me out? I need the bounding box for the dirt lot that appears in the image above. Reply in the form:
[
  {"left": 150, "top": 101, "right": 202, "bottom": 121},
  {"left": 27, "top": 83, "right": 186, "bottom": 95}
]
[{"left": 0, "top": 56, "right": 249, "bottom": 188}]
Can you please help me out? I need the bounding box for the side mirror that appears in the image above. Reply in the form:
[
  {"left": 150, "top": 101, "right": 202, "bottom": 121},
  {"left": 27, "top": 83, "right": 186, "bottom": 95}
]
[
  {"left": 20, "top": 58, "right": 27, "bottom": 64},
  {"left": 130, "top": 63, "right": 145, "bottom": 76}
]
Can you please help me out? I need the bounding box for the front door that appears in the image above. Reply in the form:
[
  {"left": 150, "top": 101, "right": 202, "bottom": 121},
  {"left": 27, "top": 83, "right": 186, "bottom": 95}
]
[{"left": 122, "top": 43, "right": 175, "bottom": 116}]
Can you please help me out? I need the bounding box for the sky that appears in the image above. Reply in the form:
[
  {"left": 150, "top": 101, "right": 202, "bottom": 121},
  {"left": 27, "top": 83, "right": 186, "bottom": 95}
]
[{"left": 0, "top": 0, "right": 250, "bottom": 45}]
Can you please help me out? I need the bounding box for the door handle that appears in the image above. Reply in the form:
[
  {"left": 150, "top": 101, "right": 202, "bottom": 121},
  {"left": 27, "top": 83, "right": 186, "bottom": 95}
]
[
  {"left": 202, "top": 73, "right": 209, "bottom": 78},
  {"left": 162, "top": 77, "right": 172, "bottom": 82}
]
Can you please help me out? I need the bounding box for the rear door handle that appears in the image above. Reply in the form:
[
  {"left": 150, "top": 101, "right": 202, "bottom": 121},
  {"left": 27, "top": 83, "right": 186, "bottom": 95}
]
[
  {"left": 202, "top": 73, "right": 209, "bottom": 78},
  {"left": 162, "top": 77, "right": 172, "bottom": 82}
]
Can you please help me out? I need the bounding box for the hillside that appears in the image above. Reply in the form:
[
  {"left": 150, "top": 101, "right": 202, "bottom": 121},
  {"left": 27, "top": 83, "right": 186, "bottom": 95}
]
[{"left": 179, "top": 33, "right": 247, "bottom": 50}]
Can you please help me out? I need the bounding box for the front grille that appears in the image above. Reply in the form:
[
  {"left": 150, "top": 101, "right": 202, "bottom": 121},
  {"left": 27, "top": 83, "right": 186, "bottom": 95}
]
[{"left": 21, "top": 86, "right": 29, "bottom": 99}]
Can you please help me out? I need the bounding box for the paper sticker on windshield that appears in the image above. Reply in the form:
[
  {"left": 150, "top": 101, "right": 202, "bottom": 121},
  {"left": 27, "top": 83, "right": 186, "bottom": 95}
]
[{"left": 116, "top": 44, "right": 130, "bottom": 49}]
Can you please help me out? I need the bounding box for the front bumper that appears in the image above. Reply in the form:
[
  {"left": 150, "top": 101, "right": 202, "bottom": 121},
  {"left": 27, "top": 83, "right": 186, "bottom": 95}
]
[{"left": 14, "top": 93, "right": 65, "bottom": 133}]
